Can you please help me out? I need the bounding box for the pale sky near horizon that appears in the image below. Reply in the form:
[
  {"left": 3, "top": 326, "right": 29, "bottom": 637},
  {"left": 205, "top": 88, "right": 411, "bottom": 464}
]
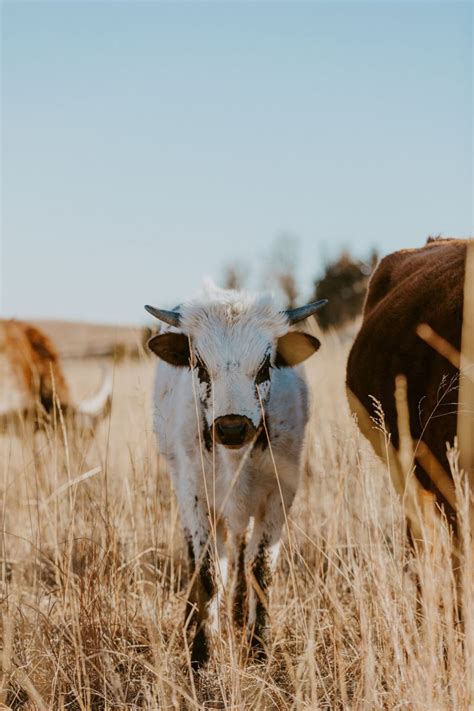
[{"left": 1, "top": 1, "right": 473, "bottom": 325}]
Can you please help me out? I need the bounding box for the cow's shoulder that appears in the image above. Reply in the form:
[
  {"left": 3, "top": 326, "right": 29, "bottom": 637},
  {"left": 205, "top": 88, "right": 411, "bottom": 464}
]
[
  {"left": 348, "top": 238, "right": 468, "bottom": 393},
  {"left": 363, "top": 238, "right": 467, "bottom": 322},
  {"left": 0, "top": 320, "right": 33, "bottom": 369},
  {"left": 21, "top": 323, "right": 60, "bottom": 363}
]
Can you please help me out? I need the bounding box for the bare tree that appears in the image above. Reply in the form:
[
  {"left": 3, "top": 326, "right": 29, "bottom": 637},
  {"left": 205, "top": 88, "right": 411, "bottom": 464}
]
[
  {"left": 221, "top": 261, "right": 248, "bottom": 291},
  {"left": 262, "top": 233, "right": 300, "bottom": 308}
]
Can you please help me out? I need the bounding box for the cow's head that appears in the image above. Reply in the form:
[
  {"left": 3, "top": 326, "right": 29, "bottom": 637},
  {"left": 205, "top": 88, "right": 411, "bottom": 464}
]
[{"left": 145, "top": 290, "right": 326, "bottom": 449}]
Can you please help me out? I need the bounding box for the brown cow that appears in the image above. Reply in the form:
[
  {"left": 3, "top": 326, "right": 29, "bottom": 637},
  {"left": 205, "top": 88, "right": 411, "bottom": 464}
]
[
  {"left": 0, "top": 320, "right": 112, "bottom": 431},
  {"left": 346, "top": 237, "right": 473, "bottom": 537}
]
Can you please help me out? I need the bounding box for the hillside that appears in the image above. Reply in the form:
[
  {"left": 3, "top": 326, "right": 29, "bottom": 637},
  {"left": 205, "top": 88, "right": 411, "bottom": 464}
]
[{"left": 31, "top": 319, "right": 149, "bottom": 358}]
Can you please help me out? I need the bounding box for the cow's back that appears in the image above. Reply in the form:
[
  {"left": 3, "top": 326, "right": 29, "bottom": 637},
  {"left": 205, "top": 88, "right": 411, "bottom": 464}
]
[
  {"left": 346, "top": 239, "right": 467, "bottom": 520},
  {"left": 0, "top": 320, "right": 70, "bottom": 412}
]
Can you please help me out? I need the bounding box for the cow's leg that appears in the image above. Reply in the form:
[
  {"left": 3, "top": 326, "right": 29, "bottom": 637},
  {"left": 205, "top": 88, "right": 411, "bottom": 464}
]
[
  {"left": 183, "top": 510, "right": 227, "bottom": 668},
  {"left": 190, "top": 541, "right": 216, "bottom": 668},
  {"left": 184, "top": 527, "right": 229, "bottom": 629},
  {"left": 207, "top": 520, "right": 228, "bottom": 634},
  {"left": 232, "top": 532, "right": 248, "bottom": 628},
  {"left": 246, "top": 487, "right": 295, "bottom": 658},
  {"left": 183, "top": 529, "right": 197, "bottom": 627},
  {"left": 247, "top": 533, "right": 279, "bottom": 658}
]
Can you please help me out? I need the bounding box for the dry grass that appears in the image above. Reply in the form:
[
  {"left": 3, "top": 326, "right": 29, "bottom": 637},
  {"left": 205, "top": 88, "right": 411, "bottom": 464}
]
[{"left": 1, "top": 333, "right": 472, "bottom": 710}]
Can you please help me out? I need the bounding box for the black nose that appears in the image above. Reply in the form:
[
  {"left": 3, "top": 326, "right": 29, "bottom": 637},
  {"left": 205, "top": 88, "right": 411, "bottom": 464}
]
[{"left": 213, "top": 415, "right": 252, "bottom": 447}]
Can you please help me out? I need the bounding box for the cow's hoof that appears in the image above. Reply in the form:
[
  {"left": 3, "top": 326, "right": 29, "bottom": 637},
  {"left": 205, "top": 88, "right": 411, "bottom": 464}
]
[
  {"left": 249, "top": 627, "right": 270, "bottom": 662},
  {"left": 191, "top": 627, "right": 210, "bottom": 670}
]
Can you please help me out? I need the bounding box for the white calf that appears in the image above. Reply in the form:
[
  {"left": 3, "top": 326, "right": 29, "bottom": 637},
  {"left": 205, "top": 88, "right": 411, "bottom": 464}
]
[{"left": 146, "top": 285, "right": 325, "bottom": 667}]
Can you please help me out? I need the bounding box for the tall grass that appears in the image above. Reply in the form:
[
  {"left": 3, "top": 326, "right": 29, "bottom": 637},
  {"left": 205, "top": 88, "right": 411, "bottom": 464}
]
[{"left": 1, "top": 334, "right": 471, "bottom": 709}]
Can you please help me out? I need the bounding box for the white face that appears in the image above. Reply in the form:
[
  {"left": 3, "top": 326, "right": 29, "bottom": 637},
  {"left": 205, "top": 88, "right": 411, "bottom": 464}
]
[
  {"left": 148, "top": 292, "right": 321, "bottom": 449},
  {"left": 190, "top": 330, "right": 273, "bottom": 431}
]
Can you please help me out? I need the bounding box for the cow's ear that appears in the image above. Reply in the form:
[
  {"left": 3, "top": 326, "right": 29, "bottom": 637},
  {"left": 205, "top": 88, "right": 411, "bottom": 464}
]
[
  {"left": 275, "top": 332, "right": 320, "bottom": 367},
  {"left": 148, "top": 333, "right": 191, "bottom": 367}
]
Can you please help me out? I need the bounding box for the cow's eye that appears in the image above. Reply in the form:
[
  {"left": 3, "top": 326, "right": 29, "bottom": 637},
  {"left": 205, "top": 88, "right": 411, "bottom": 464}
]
[
  {"left": 255, "top": 354, "right": 272, "bottom": 386},
  {"left": 195, "top": 354, "right": 211, "bottom": 385}
]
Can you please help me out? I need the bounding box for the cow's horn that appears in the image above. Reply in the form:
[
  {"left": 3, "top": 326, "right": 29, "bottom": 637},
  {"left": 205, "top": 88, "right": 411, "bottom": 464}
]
[
  {"left": 144, "top": 305, "right": 182, "bottom": 327},
  {"left": 283, "top": 299, "right": 328, "bottom": 325},
  {"left": 75, "top": 367, "right": 113, "bottom": 421}
]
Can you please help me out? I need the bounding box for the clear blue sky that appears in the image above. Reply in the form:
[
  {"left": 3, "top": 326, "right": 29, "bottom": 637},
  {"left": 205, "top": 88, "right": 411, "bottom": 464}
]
[{"left": 2, "top": 1, "right": 472, "bottom": 324}]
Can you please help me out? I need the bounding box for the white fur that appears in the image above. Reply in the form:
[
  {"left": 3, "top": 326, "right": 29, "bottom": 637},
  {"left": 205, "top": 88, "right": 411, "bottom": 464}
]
[{"left": 151, "top": 285, "right": 314, "bottom": 655}]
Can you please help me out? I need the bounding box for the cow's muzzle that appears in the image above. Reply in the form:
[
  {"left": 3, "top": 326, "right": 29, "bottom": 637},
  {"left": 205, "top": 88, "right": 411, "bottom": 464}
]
[{"left": 213, "top": 415, "right": 256, "bottom": 448}]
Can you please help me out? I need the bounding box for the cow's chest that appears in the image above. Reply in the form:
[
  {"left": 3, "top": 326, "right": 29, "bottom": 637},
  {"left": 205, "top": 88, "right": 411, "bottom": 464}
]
[{"left": 196, "top": 450, "right": 271, "bottom": 529}]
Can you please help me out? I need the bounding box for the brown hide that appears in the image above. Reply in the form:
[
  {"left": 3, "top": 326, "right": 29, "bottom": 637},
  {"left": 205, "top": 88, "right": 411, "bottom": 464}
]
[
  {"left": 0, "top": 320, "right": 71, "bottom": 413},
  {"left": 346, "top": 238, "right": 469, "bottom": 527}
]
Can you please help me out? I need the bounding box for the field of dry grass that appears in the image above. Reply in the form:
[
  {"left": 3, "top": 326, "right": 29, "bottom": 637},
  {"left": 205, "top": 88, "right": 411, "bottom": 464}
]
[{"left": 1, "top": 330, "right": 472, "bottom": 709}]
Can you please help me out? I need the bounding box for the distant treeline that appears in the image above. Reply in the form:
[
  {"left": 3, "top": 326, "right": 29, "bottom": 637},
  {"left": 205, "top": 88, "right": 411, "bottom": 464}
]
[
  {"left": 311, "top": 250, "right": 378, "bottom": 329},
  {"left": 142, "top": 240, "right": 378, "bottom": 354},
  {"left": 222, "top": 236, "right": 378, "bottom": 330}
]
